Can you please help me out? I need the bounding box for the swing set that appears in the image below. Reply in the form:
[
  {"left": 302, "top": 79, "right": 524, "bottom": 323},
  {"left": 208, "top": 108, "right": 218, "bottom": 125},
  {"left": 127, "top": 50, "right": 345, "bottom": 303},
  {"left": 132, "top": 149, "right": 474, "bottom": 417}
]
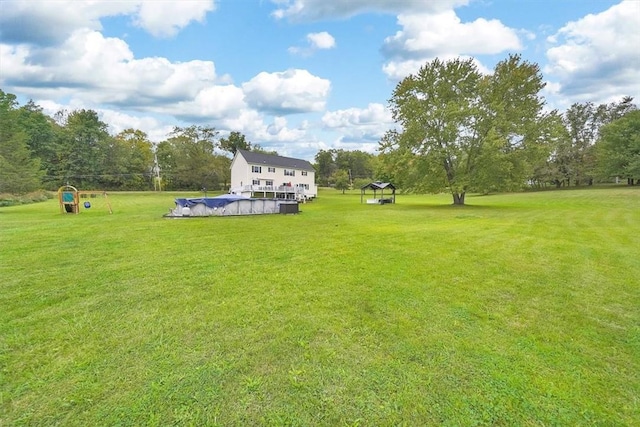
[{"left": 57, "top": 185, "right": 112, "bottom": 214}]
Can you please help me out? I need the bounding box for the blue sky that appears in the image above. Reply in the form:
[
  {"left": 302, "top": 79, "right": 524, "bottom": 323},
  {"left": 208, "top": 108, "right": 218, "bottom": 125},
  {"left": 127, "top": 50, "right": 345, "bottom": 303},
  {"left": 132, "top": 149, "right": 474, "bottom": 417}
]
[{"left": 1, "top": 0, "right": 638, "bottom": 160}]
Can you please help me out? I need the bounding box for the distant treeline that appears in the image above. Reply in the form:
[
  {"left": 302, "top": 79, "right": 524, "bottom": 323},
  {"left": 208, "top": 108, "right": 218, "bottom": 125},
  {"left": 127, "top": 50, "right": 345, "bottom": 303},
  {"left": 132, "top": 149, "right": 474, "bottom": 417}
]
[{"left": 1, "top": 87, "right": 638, "bottom": 195}]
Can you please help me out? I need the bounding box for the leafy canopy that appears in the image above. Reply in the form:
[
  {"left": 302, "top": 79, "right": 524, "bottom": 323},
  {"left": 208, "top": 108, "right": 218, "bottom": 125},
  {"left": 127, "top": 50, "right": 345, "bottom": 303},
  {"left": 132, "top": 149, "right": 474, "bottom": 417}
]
[
  {"left": 596, "top": 110, "right": 640, "bottom": 182},
  {"left": 381, "top": 55, "right": 556, "bottom": 205}
]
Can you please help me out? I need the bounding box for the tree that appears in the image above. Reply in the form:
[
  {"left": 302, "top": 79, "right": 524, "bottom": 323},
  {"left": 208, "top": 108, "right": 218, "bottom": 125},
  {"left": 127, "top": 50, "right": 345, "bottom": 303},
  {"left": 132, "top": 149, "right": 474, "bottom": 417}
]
[
  {"left": 381, "top": 55, "right": 554, "bottom": 204},
  {"left": 547, "top": 97, "right": 637, "bottom": 187},
  {"left": 220, "top": 131, "right": 251, "bottom": 155},
  {"left": 16, "top": 100, "right": 57, "bottom": 188},
  {"left": 596, "top": 110, "right": 640, "bottom": 185},
  {"left": 314, "top": 150, "right": 336, "bottom": 186},
  {"left": 55, "top": 109, "right": 112, "bottom": 189},
  {"left": 106, "top": 129, "right": 154, "bottom": 190},
  {"left": 314, "top": 149, "right": 376, "bottom": 187},
  {"left": 157, "top": 125, "right": 224, "bottom": 190},
  {"left": 333, "top": 149, "right": 376, "bottom": 183},
  {"left": 332, "top": 170, "right": 350, "bottom": 194},
  {"left": 0, "top": 90, "right": 43, "bottom": 193},
  {"left": 250, "top": 144, "right": 279, "bottom": 156}
]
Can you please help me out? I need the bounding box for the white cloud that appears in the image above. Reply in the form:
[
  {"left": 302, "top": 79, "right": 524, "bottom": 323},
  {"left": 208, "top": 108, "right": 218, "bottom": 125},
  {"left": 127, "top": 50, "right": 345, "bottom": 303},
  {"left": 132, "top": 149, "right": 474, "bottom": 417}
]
[
  {"left": 167, "top": 85, "right": 247, "bottom": 122},
  {"left": 0, "top": 0, "right": 215, "bottom": 44},
  {"left": 1, "top": 29, "right": 219, "bottom": 108},
  {"left": 544, "top": 0, "right": 640, "bottom": 105},
  {"left": 242, "top": 69, "right": 331, "bottom": 114},
  {"left": 322, "top": 103, "right": 391, "bottom": 128},
  {"left": 381, "top": 11, "right": 522, "bottom": 80},
  {"left": 381, "top": 59, "right": 426, "bottom": 82},
  {"left": 322, "top": 103, "right": 395, "bottom": 144},
  {"left": 34, "top": 98, "right": 173, "bottom": 142},
  {"left": 382, "top": 54, "right": 492, "bottom": 81},
  {"left": 289, "top": 31, "right": 336, "bottom": 56},
  {"left": 97, "top": 109, "right": 173, "bottom": 142},
  {"left": 260, "top": 117, "right": 308, "bottom": 141},
  {"left": 271, "top": 0, "right": 468, "bottom": 21},
  {"left": 134, "top": 0, "right": 215, "bottom": 38},
  {"left": 307, "top": 32, "right": 336, "bottom": 49}
]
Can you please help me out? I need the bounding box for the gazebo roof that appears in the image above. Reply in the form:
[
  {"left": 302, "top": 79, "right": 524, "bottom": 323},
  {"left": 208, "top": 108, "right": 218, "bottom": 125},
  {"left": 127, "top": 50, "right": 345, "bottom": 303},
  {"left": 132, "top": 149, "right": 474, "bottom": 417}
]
[{"left": 361, "top": 181, "right": 396, "bottom": 190}]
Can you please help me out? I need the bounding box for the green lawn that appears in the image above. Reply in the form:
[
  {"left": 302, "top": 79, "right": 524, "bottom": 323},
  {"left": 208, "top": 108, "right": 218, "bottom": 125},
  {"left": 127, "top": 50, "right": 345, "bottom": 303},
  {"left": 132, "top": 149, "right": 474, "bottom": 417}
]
[{"left": 1, "top": 188, "right": 639, "bottom": 426}]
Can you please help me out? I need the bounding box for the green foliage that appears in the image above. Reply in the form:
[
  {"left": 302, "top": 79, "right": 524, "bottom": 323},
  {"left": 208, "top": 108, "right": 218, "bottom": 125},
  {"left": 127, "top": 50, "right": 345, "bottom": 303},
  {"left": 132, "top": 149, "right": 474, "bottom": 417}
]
[
  {"left": 249, "top": 143, "right": 278, "bottom": 156},
  {"left": 314, "top": 149, "right": 336, "bottom": 185},
  {"left": 52, "top": 109, "right": 113, "bottom": 189},
  {"left": 157, "top": 125, "right": 230, "bottom": 191},
  {"left": 352, "top": 177, "right": 371, "bottom": 190},
  {"left": 596, "top": 110, "right": 640, "bottom": 183},
  {"left": 0, "top": 190, "right": 53, "bottom": 207},
  {"left": 16, "top": 100, "right": 57, "bottom": 185},
  {"left": 546, "top": 97, "right": 637, "bottom": 187},
  {"left": 220, "top": 131, "right": 252, "bottom": 155},
  {"left": 108, "top": 129, "right": 155, "bottom": 190},
  {"left": 1, "top": 188, "right": 639, "bottom": 425},
  {"left": 314, "top": 149, "right": 376, "bottom": 187},
  {"left": 0, "top": 90, "right": 44, "bottom": 193},
  {"left": 331, "top": 169, "right": 350, "bottom": 193},
  {"left": 382, "top": 55, "right": 553, "bottom": 204}
]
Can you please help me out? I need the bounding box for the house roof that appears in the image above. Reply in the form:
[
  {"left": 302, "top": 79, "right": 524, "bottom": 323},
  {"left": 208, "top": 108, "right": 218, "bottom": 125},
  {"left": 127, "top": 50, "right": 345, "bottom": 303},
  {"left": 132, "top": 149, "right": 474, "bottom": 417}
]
[
  {"left": 237, "top": 149, "right": 315, "bottom": 171},
  {"left": 361, "top": 181, "right": 396, "bottom": 190}
]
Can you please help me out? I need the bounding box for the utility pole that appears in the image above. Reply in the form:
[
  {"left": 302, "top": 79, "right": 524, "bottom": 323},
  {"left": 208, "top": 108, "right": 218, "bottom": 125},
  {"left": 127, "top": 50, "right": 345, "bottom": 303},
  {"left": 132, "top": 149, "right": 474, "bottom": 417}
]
[{"left": 152, "top": 148, "right": 162, "bottom": 191}]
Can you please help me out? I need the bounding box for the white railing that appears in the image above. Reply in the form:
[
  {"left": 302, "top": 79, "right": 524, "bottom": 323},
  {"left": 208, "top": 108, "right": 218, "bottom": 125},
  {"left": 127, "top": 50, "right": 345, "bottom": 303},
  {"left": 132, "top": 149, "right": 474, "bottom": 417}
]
[{"left": 242, "top": 185, "right": 304, "bottom": 194}]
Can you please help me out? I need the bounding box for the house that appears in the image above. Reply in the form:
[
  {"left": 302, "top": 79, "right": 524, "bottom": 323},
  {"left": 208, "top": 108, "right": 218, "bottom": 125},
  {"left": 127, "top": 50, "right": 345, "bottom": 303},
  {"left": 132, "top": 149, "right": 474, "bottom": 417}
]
[{"left": 230, "top": 149, "right": 317, "bottom": 200}]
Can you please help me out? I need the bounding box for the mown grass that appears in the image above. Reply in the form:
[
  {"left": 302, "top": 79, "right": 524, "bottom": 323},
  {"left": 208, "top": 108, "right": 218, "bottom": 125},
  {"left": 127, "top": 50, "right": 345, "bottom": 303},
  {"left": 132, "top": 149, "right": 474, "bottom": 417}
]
[{"left": 1, "top": 187, "right": 639, "bottom": 426}]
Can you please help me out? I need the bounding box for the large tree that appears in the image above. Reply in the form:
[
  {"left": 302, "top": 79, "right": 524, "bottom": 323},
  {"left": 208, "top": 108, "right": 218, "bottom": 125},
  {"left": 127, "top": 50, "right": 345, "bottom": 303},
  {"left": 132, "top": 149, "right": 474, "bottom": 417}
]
[
  {"left": 381, "top": 55, "right": 555, "bottom": 205},
  {"left": 54, "top": 109, "right": 112, "bottom": 189},
  {"left": 596, "top": 110, "right": 640, "bottom": 185},
  {"left": 16, "top": 100, "right": 57, "bottom": 188},
  {"left": 314, "top": 149, "right": 336, "bottom": 186},
  {"left": 103, "top": 129, "right": 155, "bottom": 190},
  {"left": 157, "top": 125, "right": 226, "bottom": 190},
  {"left": 0, "top": 90, "right": 43, "bottom": 193},
  {"left": 331, "top": 170, "right": 350, "bottom": 194}
]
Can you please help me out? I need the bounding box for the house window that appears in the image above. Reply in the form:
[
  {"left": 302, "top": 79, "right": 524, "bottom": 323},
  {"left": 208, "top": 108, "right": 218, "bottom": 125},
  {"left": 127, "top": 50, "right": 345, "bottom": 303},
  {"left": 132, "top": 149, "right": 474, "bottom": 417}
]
[
  {"left": 284, "top": 169, "right": 295, "bottom": 176},
  {"left": 268, "top": 167, "right": 276, "bottom": 173},
  {"left": 252, "top": 179, "right": 260, "bottom": 185},
  {"left": 301, "top": 171, "right": 308, "bottom": 176},
  {"left": 252, "top": 165, "right": 261, "bottom": 173},
  {"left": 265, "top": 180, "right": 273, "bottom": 186},
  {"left": 296, "top": 184, "right": 309, "bottom": 190}
]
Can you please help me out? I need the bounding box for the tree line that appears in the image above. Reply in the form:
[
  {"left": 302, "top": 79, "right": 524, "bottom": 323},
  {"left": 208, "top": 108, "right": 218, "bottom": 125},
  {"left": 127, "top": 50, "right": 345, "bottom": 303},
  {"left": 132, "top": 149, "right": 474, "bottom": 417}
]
[
  {"left": 0, "top": 88, "right": 382, "bottom": 194},
  {"left": 2, "top": 59, "right": 639, "bottom": 201},
  {"left": 0, "top": 90, "right": 274, "bottom": 193}
]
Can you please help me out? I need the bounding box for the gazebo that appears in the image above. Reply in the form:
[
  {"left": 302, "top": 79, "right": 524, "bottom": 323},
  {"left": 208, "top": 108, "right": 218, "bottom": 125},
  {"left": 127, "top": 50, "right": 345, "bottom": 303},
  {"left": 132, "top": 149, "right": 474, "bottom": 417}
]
[{"left": 361, "top": 181, "right": 396, "bottom": 204}]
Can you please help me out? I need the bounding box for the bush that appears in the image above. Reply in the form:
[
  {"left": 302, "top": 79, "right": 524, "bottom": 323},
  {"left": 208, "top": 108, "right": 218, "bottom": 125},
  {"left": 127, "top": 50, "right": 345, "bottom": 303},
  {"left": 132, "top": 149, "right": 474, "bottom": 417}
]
[{"left": 0, "top": 191, "right": 54, "bottom": 207}]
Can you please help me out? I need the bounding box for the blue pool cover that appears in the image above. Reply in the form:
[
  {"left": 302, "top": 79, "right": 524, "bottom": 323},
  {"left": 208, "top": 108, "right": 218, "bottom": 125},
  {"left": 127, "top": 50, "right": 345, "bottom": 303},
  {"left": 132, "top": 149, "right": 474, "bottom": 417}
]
[{"left": 175, "top": 194, "right": 248, "bottom": 209}]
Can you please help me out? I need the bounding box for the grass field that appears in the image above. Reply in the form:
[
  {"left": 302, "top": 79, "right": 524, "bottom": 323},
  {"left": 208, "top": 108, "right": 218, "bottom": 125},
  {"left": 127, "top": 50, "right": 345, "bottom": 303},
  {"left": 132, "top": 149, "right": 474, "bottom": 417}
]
[{"left": 1, "top": 187, "right": 639, "bottom": 426}]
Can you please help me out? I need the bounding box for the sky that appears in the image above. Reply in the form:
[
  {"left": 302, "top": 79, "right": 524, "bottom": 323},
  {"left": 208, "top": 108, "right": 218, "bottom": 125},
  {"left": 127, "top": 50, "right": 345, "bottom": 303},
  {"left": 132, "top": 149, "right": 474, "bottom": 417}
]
[{"left": 1, "top": 0, "right": 639, "bottom": 161}]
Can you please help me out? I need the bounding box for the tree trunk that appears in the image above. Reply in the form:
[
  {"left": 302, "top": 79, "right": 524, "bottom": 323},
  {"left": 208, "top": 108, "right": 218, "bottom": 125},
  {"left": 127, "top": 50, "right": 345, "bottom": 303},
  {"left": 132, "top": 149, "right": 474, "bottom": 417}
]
[{"left": 452, "top": 192, "right": 465, "bottom": 205}]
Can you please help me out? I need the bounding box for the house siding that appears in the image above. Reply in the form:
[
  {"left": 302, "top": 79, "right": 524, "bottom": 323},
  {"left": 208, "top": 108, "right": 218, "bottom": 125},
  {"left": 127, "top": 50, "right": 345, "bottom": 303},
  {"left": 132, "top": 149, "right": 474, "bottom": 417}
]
[{"left": 230, "top": 151, "right": 317, "bottom": 198}]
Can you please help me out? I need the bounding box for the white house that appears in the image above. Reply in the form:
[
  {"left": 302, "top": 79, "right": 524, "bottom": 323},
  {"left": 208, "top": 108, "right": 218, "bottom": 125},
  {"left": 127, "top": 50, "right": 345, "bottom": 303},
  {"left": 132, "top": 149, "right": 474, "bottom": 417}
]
[{"left": 230, "top": 149, "right": 317, "bottom": 200}]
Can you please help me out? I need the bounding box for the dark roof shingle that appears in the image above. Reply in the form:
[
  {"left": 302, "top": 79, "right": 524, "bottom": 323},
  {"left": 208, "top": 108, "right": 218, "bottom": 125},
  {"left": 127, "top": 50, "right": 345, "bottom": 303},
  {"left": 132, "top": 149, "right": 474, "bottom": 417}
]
[{"left": 237, "top": 149, "right": 314, "bottom": 171}]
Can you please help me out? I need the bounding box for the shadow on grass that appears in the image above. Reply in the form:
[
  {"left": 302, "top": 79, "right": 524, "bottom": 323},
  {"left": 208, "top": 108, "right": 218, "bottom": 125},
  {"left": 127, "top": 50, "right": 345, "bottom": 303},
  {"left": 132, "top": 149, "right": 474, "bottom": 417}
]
[{"left": 397, "top": 202, "right": 518, "bottom": 211}]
